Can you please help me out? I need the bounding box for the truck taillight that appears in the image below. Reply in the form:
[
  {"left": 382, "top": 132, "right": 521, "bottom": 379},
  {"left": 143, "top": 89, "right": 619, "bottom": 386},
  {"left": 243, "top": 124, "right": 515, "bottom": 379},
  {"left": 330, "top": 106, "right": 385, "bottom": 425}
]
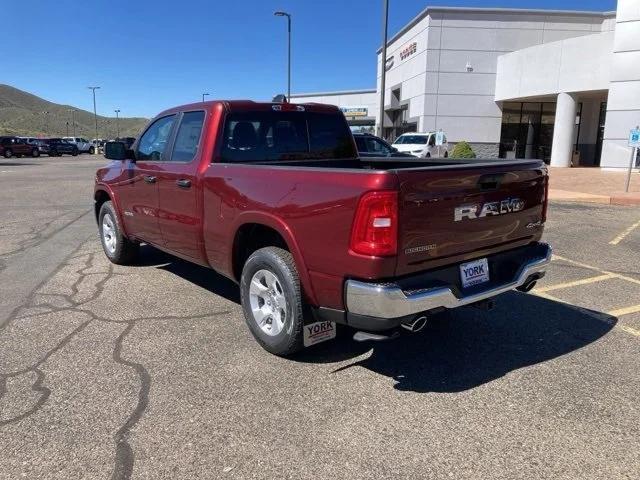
[{"left": 350, "top": 191, "right": 398, "bottom": 257}]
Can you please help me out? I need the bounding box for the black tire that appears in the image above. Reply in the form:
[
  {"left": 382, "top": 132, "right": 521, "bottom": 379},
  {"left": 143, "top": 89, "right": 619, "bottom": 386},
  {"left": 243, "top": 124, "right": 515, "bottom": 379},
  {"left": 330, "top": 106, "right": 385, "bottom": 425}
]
[
  {"left": 31, "top": 148, "right": 40, "bottom": 157},
  {"left": 98, "top": 201, "right": 139, "bottom": 265},
  {"left": 4, "top": 148, "right": 13, "bottom": 158},
  {"left": 89, "top": 146, "right": 95, "bottom": 154},
  {"left": 72, "top": 148, "right": 78, "bottom": 156},
  {"left": 50, "top": 149, "right": 58, "bottom": 157},
  {"left": 240, "top": 247, "right": 305, "bottom": 356},
  {"left": 16, "top": 154, "right": 22, "bottom": 158},
  {"left": 444, "top": 151, "right": 448, "bottom": 158}
]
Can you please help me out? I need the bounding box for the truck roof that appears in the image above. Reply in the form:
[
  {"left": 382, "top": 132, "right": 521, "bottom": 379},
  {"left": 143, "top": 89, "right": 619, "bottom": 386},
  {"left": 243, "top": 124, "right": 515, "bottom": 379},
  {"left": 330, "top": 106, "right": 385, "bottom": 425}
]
[{"left": 157, "top": 100, "right": 341, "bottom": 117}]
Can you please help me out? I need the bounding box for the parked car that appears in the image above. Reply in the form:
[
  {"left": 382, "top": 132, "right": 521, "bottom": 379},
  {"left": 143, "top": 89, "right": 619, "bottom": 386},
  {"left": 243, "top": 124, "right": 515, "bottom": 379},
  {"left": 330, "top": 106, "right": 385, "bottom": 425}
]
[
  {"left": 353, "top": 132, "right": 414, "bottom": 158},
  {"left": 95, "top": 100, "right": 550, "bottom": 356},
  {"left": 90, "top": 139, "right": 105, "bottom": 154},
  {"left": 33, "top": 140, "right": 51, "bottom": 156},
  {"left": 63, "top": 137, "right": 93, "bottom": 154},
  {"left": 45, "top": 138, "right": 79, "bottom": 156},
  {"left": 0, "top": 136, "right": 40, "bottom": 158},
  {"left": 392, "top": 132, "right": 449, "bottom": 158}
]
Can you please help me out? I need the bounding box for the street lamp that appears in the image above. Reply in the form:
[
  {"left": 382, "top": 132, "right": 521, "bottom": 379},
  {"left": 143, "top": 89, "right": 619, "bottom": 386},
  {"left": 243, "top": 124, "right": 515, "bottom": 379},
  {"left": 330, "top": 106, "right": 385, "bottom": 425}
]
[
  {"left": 378, "top": 0, "right": 389, "bottom": 138},
  {"left": 87, "top": 86, "right": 101, "bottom": 153},
  {"left": 67, "top": 109, "right": 77, "bottom": 137},
  {"left": 114, "top": 109, "right": 121, "bottom": 138},
  {"left": 42, "top": 111, "right": 50, "bottom": 135},
  {"left": 202, "top": 92, "right": 210, "bottom": 103},
  {"left": 274, "top": 11, "right": 291, "bottom": 99}
]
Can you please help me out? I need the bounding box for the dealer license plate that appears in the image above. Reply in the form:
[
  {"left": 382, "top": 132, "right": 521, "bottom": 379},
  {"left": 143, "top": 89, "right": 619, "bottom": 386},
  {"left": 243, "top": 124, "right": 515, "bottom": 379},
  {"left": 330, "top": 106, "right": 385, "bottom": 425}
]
[
  {"left": 460, "top": 258, "right": 490, "bottom": 288},
  {"left": 303, "top": 321, "right": 336, "bottom": 347}
]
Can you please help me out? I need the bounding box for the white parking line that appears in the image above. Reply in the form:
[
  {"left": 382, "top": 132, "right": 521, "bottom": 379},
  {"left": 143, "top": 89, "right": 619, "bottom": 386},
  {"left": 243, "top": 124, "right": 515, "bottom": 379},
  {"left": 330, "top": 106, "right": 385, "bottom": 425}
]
[{"left": 609, "top": 219, "right": 640, "bottom": 245}]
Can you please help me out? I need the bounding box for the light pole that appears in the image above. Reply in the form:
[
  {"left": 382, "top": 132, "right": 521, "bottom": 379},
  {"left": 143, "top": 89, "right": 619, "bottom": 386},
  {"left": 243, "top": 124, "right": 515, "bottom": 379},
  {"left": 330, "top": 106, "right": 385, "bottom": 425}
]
[
  {"left": 202, "top": 92, "right": 210, "bottom": 103},
  {"left": 114, "top": 109, "right": 121, "bottom": 138},
  {"left": 42, "top": 111, "right": 50, "bottom": 135},
  {"left": 274, "top": 11, "right": 291, "bottom": 99},
  {"left": 88, "top": 86, "right": 100, "bottom": 153},
  {"left": 378, "top": 0, "right": 389, "bottom": 139},
  {"left": 70, "top": 109, "right": 77, "bottom": 137}
]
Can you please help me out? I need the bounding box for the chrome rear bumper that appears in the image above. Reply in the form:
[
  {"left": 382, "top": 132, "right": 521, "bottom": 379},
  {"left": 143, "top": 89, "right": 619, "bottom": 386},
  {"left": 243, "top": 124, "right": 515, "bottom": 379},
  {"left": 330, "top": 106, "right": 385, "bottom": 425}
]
[{"left": 345, "top": 243, "right": 552, "bottom": 319}]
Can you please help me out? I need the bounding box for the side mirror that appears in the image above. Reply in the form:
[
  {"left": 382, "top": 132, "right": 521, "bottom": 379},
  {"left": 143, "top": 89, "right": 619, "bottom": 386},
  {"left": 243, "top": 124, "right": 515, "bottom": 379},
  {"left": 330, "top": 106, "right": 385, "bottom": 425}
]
[{"left": 105, "top": 141, "right": 134, "bottom": 161}]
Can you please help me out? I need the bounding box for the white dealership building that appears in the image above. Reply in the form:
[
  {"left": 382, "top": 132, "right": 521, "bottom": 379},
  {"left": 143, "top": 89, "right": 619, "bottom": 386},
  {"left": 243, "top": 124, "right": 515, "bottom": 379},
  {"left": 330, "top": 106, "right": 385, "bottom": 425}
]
[{"left": 291, "top": 1, "right": 640, "bottom": 169}]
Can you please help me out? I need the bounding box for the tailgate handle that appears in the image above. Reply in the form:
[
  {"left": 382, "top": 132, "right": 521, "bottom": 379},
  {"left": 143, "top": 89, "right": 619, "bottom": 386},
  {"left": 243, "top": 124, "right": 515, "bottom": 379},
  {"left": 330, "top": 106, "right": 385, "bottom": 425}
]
[{"left": 478, "top": 174, "right": 504, "bottom": 191}]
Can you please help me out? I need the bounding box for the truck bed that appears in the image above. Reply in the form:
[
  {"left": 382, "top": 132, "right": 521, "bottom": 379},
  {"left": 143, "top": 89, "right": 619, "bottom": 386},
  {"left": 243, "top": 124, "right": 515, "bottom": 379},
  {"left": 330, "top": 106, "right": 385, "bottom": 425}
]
[{"left": 240, "top": 156, "right": 543, "bottom": 172}]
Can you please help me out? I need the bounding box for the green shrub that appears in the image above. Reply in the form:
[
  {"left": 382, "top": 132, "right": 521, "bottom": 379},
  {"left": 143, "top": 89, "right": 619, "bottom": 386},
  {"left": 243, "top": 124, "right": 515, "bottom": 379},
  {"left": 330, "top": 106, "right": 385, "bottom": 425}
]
[{"left": 451, "top": 141, "right": 476, "bottom": 159}]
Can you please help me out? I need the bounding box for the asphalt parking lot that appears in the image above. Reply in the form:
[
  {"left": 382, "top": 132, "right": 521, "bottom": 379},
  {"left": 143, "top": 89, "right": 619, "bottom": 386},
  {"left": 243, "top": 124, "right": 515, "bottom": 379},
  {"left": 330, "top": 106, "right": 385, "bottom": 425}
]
[{"left": 1, "top": 155, "right": 639, "bottom": 479}]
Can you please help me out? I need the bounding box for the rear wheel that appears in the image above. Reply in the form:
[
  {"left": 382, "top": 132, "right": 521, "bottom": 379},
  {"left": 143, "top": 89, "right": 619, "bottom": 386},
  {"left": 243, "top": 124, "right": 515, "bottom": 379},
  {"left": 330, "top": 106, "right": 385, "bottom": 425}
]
[
  {"left": 98, "top": 201, "right": 139, "bottom": 265},
  {"left": 72, "top": 149, "right": 78, "bottom": 156},
  {"left": 4, "top": 148, "right": 13, "bottom": 158},
  {"left": 240, "top": 247, "right": 304, "bottom": 356},
  {"left": 31, "top": 148, "right": 40, "bottom": 157},
  {"left": 89, "top": 146, "right": 95, "bottom": 154}
]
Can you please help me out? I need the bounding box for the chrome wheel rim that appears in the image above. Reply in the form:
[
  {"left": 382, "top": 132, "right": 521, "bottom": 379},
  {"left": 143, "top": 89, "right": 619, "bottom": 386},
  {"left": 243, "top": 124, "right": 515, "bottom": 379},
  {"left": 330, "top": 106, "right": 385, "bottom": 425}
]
[
  {"left": 102, "top": 213, "right": 117, "bottom": 254},
  {"left": 248, "top": 269, "right": 287, "bottom": 336}
]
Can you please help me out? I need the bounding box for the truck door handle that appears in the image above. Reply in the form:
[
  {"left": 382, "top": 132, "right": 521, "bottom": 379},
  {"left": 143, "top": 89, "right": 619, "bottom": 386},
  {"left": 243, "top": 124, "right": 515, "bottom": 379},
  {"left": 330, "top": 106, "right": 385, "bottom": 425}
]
[
  {"left": 143, "top": 175, "right": 157, "bottom": 184},
  {"left": 176, "top": 179, "right": 191, "bottom": 188}
]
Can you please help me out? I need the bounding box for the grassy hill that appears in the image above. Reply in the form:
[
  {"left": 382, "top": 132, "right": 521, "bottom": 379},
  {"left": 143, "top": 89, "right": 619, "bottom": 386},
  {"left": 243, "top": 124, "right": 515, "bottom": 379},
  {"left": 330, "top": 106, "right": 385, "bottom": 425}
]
[{"left": 0, "top": 84, "right": 148, "bottom": 138}]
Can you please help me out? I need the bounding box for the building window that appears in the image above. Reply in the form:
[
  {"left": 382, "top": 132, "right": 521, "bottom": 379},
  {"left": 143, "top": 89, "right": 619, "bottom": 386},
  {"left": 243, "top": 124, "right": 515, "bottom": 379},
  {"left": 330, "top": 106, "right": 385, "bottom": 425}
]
[{"left": 499, "top": 102, "right": 556, "bottom": 163}]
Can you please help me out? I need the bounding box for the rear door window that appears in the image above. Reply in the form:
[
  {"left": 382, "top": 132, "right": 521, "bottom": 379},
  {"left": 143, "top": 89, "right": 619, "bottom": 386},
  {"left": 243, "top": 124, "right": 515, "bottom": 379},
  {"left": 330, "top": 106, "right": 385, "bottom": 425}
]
[
  {"left": 170, "top": 111, "right": 205, "bottom": 162},
  {"left": 354, "top": 136, "right": 367, "bottom": 152}
]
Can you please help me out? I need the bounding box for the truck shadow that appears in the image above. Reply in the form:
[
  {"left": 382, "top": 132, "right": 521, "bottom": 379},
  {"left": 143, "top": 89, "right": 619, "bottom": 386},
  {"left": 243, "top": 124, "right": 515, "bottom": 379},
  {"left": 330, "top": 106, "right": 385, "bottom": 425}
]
[
  {"left": 138, "top": 246, "right": 616, "bottom": 393},
  {"left": 138, "top": 245, "right": 241, "bottom": 304},
  {"left": 297, "top": 292, "right": 616, "bottom": 393}
]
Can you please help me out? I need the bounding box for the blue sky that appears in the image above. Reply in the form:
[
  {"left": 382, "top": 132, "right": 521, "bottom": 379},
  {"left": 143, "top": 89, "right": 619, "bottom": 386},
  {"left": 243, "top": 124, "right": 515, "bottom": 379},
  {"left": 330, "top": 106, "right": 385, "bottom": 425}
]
[{"left": 5, "top": 0, "right": 616, "bottom": 118}]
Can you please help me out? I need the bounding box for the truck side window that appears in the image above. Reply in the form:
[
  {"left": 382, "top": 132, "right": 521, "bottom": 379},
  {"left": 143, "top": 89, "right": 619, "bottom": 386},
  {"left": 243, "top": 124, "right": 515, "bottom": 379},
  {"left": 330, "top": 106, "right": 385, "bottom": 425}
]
[
  {"left": 171, "top": 111, "right": 205, "bottom": 162},
  {"left": 428, "top": 135, "right": 436, "bottom": 147},
  {"left": 137, "top": 114, "right": 176, "bottom": 161}
]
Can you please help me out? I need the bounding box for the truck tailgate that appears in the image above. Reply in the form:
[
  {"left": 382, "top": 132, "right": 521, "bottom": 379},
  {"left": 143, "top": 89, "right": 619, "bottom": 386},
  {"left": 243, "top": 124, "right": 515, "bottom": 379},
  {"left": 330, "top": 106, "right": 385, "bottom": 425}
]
[{"left": 395, "top": 161, "right": 547, "bottom": 277}]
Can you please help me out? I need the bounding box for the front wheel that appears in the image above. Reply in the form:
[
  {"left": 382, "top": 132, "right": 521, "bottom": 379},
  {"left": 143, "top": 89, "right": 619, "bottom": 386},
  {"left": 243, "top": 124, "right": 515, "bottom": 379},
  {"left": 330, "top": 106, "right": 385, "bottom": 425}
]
[
  {"left": 72, "top": 149, "right": 78, "bottom": 156},
  {"left": 240, "top": 247, "right": 305, "bottom": 356},
  {"left": 98, "top": 201, "right": 139, "bottom": 265},
  {"left": 31, "top": 148, "right": 40, "bottom": 157},
  {"left": 89, "top": 146, "right": 95, "bottom": 154},
  {"left": 4, "top": 148, "right": 13, "bottom": 158}
]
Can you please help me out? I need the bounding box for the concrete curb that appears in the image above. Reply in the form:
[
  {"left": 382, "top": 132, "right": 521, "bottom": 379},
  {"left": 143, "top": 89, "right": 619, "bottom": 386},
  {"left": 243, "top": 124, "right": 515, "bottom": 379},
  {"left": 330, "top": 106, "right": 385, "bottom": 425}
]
[{"left": 549, "top": 189, "right": 640, "bottom": 206}]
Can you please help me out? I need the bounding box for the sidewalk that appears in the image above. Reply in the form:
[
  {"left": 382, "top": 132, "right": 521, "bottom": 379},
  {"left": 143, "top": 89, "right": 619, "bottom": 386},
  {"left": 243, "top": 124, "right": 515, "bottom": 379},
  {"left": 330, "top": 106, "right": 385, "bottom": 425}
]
[{"left": 548, "top": 167, "right": 640, "bottom": 206}]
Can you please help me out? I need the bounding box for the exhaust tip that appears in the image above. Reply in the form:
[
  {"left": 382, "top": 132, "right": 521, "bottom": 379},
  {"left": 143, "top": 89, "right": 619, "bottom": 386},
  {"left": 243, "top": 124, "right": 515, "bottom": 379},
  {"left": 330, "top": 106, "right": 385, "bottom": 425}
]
[
  {"left": 401, "top": 315, "right": 428, "bottom": 333},
  {"left": 517, "top": 279, "right": 537, "bottom": 293}
]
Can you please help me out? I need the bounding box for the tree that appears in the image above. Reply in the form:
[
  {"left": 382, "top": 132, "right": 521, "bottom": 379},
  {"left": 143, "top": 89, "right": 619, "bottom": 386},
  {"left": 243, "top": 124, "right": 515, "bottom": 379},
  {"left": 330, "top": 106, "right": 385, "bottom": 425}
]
[{"left": 451, "top": 141, "right": 476, "bottom": 158}]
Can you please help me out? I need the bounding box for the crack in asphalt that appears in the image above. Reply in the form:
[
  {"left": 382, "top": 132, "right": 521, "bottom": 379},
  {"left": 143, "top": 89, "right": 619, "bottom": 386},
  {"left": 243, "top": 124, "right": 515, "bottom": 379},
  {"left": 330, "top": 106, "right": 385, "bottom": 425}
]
[
  {"left": 0, "top": 240, "right": 231, "bottom": 479},
  {"left": 110, "top": 322, "right": 150, "bottom": 480}
]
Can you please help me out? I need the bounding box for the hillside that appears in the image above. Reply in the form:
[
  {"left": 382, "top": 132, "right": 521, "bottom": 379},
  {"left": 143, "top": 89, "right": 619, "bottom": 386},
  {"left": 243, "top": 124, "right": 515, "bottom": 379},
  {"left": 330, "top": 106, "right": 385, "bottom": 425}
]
[{"left": 0, "top": 84, "right": 148, "bottom": 138}]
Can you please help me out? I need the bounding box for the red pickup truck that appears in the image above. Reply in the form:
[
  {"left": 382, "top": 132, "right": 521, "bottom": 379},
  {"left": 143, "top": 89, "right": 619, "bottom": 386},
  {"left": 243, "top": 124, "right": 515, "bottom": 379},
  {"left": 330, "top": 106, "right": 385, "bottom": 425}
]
[{"left": 95, "top": 100, "right": 551, "bottom": 356}]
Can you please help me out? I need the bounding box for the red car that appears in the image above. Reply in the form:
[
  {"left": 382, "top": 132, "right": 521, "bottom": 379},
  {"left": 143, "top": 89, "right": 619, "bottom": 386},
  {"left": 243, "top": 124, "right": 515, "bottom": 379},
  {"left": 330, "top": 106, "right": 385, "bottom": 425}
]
[
  {"left": 95, "top": 100, "right": 550, "bottom": 356},
  {"left": 0, "top": 136, "right": 40, "bottom": 158}
]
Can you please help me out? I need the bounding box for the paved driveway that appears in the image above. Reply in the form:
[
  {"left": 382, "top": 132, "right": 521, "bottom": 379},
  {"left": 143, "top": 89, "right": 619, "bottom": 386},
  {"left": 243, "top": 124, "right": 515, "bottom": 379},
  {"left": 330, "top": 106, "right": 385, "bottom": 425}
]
[{"left": 1, "top": 156, "right": 639, "bottom": 479}]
